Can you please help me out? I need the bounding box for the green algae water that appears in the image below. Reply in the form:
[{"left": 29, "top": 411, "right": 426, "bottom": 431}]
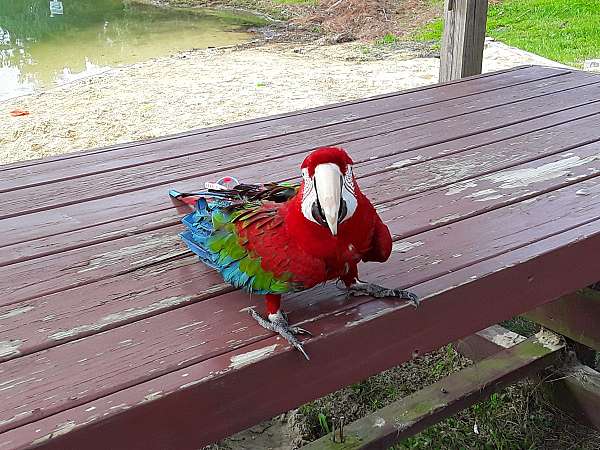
[{"left": 0, "top": 0, "right": 266, "bottom": 100}]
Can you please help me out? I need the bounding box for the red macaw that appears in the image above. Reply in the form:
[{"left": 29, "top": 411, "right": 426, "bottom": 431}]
[{"left": 170, "top": 147, "right": 418, "bottom": 359}]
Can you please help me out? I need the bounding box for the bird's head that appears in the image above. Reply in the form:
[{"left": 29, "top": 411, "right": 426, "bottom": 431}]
[{"left": 299, "top": 147, "right": 358, "bottom": 236}]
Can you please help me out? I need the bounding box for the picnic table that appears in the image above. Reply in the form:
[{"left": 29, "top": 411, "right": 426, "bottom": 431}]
[{"left": 1, "top": 65, "right": 600, "bottom": 449}]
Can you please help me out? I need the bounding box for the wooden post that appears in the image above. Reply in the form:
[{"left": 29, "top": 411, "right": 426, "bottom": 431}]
[{"left": 439, "top": 0, "right": 489, "bottom": 82}]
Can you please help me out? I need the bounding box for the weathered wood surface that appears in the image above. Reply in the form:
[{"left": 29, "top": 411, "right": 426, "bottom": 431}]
[
  {"left": 303, "top": 331, "right": 563, "bottom": 449},
  {"left": 440, "top": 0, "right": 489, "bottom": 82},
  {"left": 1, "top": 66, "right": 600, "bottom": 449},
  {"left": 524, "top": 289, "right": 600, "bottom": 351}
]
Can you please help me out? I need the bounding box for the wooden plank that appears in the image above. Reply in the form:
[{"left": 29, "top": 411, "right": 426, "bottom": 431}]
[
  {"left": 440, "top": 0, "right": 489, "bottom": 82},
  {"left": 4, "top": 127, "right": 600, "bottom": 308},
  {"left": 0, "top": 66, "right": 554, "bottom": 176},
  {"left": 524, "top": 289, "right": 600, "bottom": 351},
  {"left": 303, "top": 332, "right": 562, "bottom": 450},
  {"left": 2, "top": 80, "right": 599, "bottom": 248},
  {"left": 0, "top": 225, "right": 192, "bottom": 307},
  {"left": 3, "top": 133, "right": 600, "bottom": 312},
  {"left": 454, "top": 324, "right": 526, "bottom": 361},
  {"left": 3, "top": 102, "right": 600, "bottom": 267},
  {"left": 1, "top": 216, "right": 598, "bottom": 449},
  {"left": 549, "top": 363, "right": 600, "bottom": 430},
  {"left": 1, "top": 174, "right": 598, "bottom": 361},
  {"left": 1, "top": 73, "right": 596, "bottom": 219},
  {"left": 1, "top": 178, "right": 599, "bottom": 430},
  {"left": 455, "top": 320, "right": 600, "bottom": 431}
]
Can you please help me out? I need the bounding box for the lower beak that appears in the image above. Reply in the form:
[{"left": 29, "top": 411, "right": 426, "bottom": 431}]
[{"left": 314, "top": 163, "right": 342, "bottom": 236}]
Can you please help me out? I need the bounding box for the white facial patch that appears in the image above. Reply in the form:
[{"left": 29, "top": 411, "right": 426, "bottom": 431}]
[
  {"left": 300, "top": 165, "right": 358, "bottom": 225},
  {"left": 301, "top": 167, "right": 318, "bottom": 224},
  {"left": 341, "top": 166, "right": 357, "bottom": 223}
]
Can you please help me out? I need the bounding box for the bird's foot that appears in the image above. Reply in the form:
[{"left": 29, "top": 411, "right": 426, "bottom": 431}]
[
  {"left": 347, "top": 282, "right": 419, "bottom": 307},
  {"left": 248, "top": 308, "right": 312, "bottom": 360}
]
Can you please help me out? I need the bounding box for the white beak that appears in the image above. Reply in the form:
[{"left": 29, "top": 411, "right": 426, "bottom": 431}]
[{"left": 314, "top": 163, "right": 342, "bottom": 236}]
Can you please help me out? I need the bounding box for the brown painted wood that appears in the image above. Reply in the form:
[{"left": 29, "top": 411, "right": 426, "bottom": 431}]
[
  {"left": 2, "top": 174, "right": 598, "bottom": 363},
  {"left": 1, "top": 214, "right": 598, "bottom": 449},
  {"left": 1, "top": 178, "right": 599, "bottom": 433},
  {"left": 3, "top": 102, "right": 599, "bottom": 267},
  {"left": 303, "top": 332, "right": 561, "bottom": 450},
  {"left": 1, "top": 72, "right": 596, "bottom": 220},
  {"left": 0, "top": 66, "right": 555, "bottom": 178},
  {"left": 2, "top": 68, "right": 600, "bottom": 450},
  {"left": 3, "top": 128, "right": 600, "bottom": 359},
  {"left": 1, "top": 77, "right": 599, "bottom": 251},
  {"left": 3, "top": 130, "right": 600, "bottom": 308}
]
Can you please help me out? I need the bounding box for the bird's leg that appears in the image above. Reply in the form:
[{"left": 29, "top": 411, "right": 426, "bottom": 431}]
[
  {"left": 248, "top": 294, "right": 312, "bottom": 360},
  {"left": 346, "top": 281, "right": 420, "bottom": 307}
]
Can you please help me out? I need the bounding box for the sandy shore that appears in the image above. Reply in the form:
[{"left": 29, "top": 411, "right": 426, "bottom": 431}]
[{"left": 0, "top": 39, "right": 566, "bottom": 165}]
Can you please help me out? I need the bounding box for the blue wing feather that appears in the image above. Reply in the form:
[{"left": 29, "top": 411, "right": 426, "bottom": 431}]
[{"left": 173, "top": 181, "right": 298, "bottom": 294}]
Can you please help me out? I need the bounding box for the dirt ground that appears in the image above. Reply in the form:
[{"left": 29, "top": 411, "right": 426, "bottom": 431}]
[{"left": 140, "top": 0, "right": 443, "bottom": 41}]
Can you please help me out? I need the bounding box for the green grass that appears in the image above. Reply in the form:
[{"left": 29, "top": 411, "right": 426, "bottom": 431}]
[
  {"left": 415, "top": 0, "right": 600, "bottom": 66},
  {"left": 297, "top": 334, "right": 600, "bottom": 449},
  {"left": 376, "top": 32, "right": 400, "bottom": 45}
]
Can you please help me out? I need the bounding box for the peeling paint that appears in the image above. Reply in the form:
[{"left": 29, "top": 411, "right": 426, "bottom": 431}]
[
  {"left": 179, "top": 375, "right": 214, "bottom": 390},
  {"left": 109, "top": 403, "right": 130, "bottom": 411},
  {"left": 0, "top": 340, "right": 22, "bottom": 359},
  {"left": 175, "top": 321, "right": 205, "bottom": 331},
  {"left": 484, "top": 155, "right": 600, "bottom": 189},
  {"left": 465, "top": 189, "right": 497, "bottom": 198},
  {"left": 388, "top": 155, "right": 423, "bottom": 169},
  {"left": 0, "top": 411, "right": 33, "bottom": 428},
  {"left": 0, "top": 377, "right": 38, "bottom": 392},
  {"left": 78, "top": 234, "right": 182, "bottom": 273},
  {"left": 445, "top": 181, "right": 477, "bottom": 196},
  {"left": 392, "top": 241, "right": 424, "bottom": 253},
  {"left": 142, "top": 391, "right": 163, "bottom": 403},
  {"left": 0, "top": 306, "right": 34, "bottom": 320},
  {"left": 475, "top": 193, "right": 505, "bottom": 202},
  {"left": 48, "top": 296, "right": 193, "bottom": 340},
  {"left": 477, "top": 325, "right": 526, "bottom": 349},
  {"left": 31, "top": 421, "right": 77, "bottom": 445},
  {"left": 229, "top": 344, "right": 278, "bottom": 369}
]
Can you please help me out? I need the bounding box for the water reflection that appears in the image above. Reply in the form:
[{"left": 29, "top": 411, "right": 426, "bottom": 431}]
[{"left": 0, "top": 0, "right": 264, "bottom": 100}]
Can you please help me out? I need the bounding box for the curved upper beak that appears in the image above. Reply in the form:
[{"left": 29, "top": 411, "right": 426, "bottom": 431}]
[{"left": 314, "top": 163, "right": 342, "bottom": 236}]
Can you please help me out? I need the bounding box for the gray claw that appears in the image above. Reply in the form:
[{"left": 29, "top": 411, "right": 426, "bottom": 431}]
[
  {"left": 290, "top": 326, "right": 313, "bottom": 336},
  {"left": 393, "top": 289, "right": 420, "bottom": 307},
  {"left": 248, "top": 308, "right": 311, "bottom": 360}
]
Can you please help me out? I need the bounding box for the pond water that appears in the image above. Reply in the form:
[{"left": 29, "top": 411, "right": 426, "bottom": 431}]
[{"left": 0, "top": 0, "right": 265, "bottom": 100}]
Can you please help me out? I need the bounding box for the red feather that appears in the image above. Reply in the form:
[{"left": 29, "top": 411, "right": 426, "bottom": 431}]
[{"left": 234, "top": 148, "right": 390, "bottom": 291}]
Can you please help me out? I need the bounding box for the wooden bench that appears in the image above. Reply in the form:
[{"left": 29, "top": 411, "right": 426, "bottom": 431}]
[{"left": 2, "top": 65, "right": 600, "bottom": 449}]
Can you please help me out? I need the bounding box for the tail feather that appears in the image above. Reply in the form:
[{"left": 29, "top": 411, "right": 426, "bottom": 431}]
[{"left": 180, "top": 231, "right": 218, "bottom": 269}]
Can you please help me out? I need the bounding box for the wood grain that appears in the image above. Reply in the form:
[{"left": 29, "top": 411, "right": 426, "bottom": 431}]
[{"left": 2, "top": 67, "right": 600, "bottom": 450}]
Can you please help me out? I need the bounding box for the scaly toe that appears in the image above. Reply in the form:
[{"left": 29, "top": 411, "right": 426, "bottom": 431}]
[
  {"left": 394, "top": 289, "right": 420, "bottom": 307},
  {"left": 248, "top": 309, "right": 311, "bottom": 360},
  {"left": 289, "top": 326, "right": 313, "bottom": 336}
]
